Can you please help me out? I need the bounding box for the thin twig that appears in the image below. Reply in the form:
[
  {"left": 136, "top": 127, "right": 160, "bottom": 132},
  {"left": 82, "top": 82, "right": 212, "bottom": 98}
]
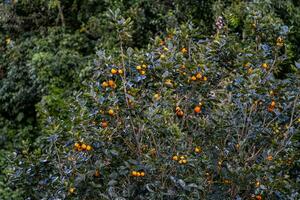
[{"left": 119, "top": 37, "right": 141, "bottom": 160}]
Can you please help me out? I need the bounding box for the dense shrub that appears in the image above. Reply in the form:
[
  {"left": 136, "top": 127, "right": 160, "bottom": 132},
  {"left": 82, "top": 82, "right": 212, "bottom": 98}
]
[
  {"left": 0, "top": 0, "right": 299, "bottom": 199},
  {"left": 10, "top": 7, "right": 300, "bottom": 199}
]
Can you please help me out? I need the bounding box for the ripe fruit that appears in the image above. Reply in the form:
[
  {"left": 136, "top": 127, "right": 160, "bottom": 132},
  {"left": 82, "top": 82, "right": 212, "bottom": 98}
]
[
  {"left": 191, "top": 76, "right": 197, "bottom": 81},
  {"left": 271, "top": 101, "right": 275, "bottom": 107},
  {"left": 176, "top": 110, "right": 184, "bottom": 117},
  {"left": 81, "top": 144, "right": 87, "bottom": 150},
  {"left": 142, "top": 64, "right": 147, "bottom": 69},
  {"left": 140, "top": 70, "right": 146, "bottom": 75},
  {"left": 107, "top": 80, "right": 116, "bottom": 89},
  {"left": 154, "top": 93, "right": 160, "bottom": 100},
  {"left": 194, "top": 106, "right": 201, "bottom": 113},
  {"left": 131, "top": 171, "right": 137, "bottom": 176},
  {"left": 256, "top": 195, "right": 262, "bottom": 200},
  {"left": 277, "top": 37, "right": 283, "bottom": 42},
  {"left": 244, "top": 62, "right": 250, "bottom": 68},
  {"left": 101, "top": 121, "right": 108, "bottom": 128},
  {"left": 165, "top": 79, "right": 173, "bottom": 87},
  {"left": 69, "top": 187, "right": 75, "bottom": 193},
  {"left": 160, "top": 54, "right": 166, "bottom": 59},
  {"left": 248, "top": 67, "right": 253, "bottom": 74},
  {"left": 86, "top": 145, "right": 92, "bottom": 151},
  {"left": 108, "top": 80, "right": 115, "bottom": 87},
  {"left": 108, "top": 109, "right": 114, "bottom": 116},
  {"left": 118, "top": 69, "right": 123, "bottom": 74},
  {"left": 172, "top": 155, "right": 179, "bottom": 161},
  {"left": 111, "top": 68, "right": 118, "bottom": 74},
  {"left": 136, "top": 65, "right": 142, "bottom": 70},
  {"left": 74, "top": 143, "right": 80, "bottom": 148},
  {"left": 102, "top": 81, "right": 109, "bottom": 87},
  {"left": 203, "top": 76, "right": 208, "bottom": 81},
  {"left": 181, "top": 48, "right": 187, "bottom": 54},
  {"left": 196, "top": 73, "right": 202, "bottom": 79},
  {"left": 175, "top": 106, "right": 184, "bottom": 117},
  {"left": 255, "top": 181, "right": 260, "bottom": 187},
  {"left": 268, "top": 106, "right": 274, "bottom": 112},
  {"left": 181, "top": 159, "right": 187, "bottom": 164},
  {"left": 131, "top": 170, "right": 145, "bottom": 177},
  {"left": 267, "top": 155, "right": 273, "bottom": 161},
  {"left": 195, "top": 146, "right": 202, "bottom": 153},
  {"left": 262, "top": 63, "right": 268, "bottom": 69},
  {"left": 276, "top": 37, "right": 284, "bottom": 47},
  {"left": 268, "top": 101, "right": 276, "bottom": 112}
]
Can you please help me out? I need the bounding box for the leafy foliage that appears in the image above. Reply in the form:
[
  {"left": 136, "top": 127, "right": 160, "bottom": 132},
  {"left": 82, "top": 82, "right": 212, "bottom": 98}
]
[{"left": 0, "top": 0, "right": 299, "bottom": 199}]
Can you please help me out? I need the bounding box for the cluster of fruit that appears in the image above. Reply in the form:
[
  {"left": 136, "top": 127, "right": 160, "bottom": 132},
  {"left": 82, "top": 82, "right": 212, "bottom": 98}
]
[
  {"left": 131, "top": 171, "right": 145, "bottom": 177},
  {"left": 172, "top": 155, "right": 188, "bottom": 164},
  {"left": 102, "top": 80, "right": 116, "bottom": 89},
  {"left": 74, "top": 142, "right": 92, "bottom": 151},
  {"left": 160, "top": 46, "right": 187, "bottom": 60},
  {"left": 244, "top": 62, "right": 271, "bottom": 73},
  {"left": 110, "top": 68, "right": 123, "bottom": 75},
  {"left": 136, "top": 64, "right": 148, "bottom": 75},
  {"left": 243, "top": 62, "right": 254, "bottom": 74},
  {"left": 175, "top": 104, "right": 203, "bottom": 117},
  {"left": 190, "top": 72, "right": 207, "bottom": 82},
  {"left": 175, "top": 106, "right": 184, "bottom": 117}
]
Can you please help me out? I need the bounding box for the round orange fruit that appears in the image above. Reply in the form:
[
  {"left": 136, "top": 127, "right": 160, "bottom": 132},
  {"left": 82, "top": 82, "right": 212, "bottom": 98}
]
[{"left": 194, "top": 106, "right": 201, "bottom": 113}]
